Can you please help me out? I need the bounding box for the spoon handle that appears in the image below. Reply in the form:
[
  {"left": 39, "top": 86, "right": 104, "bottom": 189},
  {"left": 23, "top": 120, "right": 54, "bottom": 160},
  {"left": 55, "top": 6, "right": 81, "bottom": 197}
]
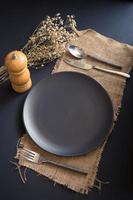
[
  {"left": 86, "top": 54, "right": 122, "bottom": 69},
  {"left": 94, "top": 66, "right": 130, "bottom": 78}
]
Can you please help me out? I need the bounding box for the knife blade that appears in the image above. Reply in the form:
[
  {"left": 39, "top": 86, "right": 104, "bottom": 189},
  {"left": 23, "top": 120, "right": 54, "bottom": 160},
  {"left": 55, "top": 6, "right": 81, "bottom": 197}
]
[{"left": 64, "top": 58, "right": 92, "bottom": 70}]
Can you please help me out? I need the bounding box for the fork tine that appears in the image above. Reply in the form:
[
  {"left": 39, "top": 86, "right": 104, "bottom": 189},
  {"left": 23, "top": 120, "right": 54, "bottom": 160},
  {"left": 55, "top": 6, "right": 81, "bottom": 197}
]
[
  {"left": 22, "top": 149, "right": 35, "bottom": 157},
  {"left": 19, "top": 153, "right": 35, "bottom": 162},
  {"left": 20, "top": 150, "right": 34, "bottom": 159},
  {"left": 22, "top": 147, "right": 36, "bottom": 156}
]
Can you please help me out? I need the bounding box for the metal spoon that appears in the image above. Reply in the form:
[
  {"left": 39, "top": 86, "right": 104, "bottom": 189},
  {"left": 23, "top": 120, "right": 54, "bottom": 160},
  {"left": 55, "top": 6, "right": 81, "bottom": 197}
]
[{"left": 67, "top": 44, "right": 123, "bottom": 69}]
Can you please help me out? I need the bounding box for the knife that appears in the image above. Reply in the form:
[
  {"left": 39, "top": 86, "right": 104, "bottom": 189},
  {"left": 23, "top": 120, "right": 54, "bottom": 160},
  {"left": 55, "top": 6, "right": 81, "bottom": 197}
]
[{"left": 64, "top": 58, "right": 130, "bottom": 78}]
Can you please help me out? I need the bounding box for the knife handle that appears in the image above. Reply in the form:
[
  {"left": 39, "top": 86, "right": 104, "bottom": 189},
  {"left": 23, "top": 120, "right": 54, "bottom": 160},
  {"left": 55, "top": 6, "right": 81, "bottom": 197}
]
[{"left": 94, "top": 66, "right": 130, "bottom": 78}]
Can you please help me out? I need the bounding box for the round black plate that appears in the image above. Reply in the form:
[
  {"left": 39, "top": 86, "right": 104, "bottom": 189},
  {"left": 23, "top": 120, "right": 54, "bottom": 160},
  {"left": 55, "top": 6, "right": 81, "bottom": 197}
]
[{"left": 23, "top": 72, "right": 113, "bottom": 156}]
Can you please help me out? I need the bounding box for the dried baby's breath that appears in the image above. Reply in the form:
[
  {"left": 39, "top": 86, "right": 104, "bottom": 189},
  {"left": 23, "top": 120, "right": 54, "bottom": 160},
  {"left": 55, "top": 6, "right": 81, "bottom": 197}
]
[
  {"left": 22, "top": 14, "right": 77, "bottom": 68},
  {"left": 0, "top": 14, "right": 77, "bottom": 84}
]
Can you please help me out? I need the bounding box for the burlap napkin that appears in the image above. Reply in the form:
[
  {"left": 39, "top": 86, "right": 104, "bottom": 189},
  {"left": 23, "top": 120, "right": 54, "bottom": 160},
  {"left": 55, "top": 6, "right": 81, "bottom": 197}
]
[{"left": 15, "top": 29, "right": 133, "bottom": 194}]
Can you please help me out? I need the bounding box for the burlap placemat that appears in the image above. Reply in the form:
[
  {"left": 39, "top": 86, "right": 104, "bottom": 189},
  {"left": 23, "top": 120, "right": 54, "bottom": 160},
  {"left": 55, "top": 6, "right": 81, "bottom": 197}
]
[{"left": 15, "top": 29, "right": 133, "bottom": 194}]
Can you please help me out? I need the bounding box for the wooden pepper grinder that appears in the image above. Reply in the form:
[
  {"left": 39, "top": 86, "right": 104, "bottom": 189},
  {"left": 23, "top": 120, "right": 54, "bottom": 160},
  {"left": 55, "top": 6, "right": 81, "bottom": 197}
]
[{"left": 5, "top": 50, "right": 32, "bottom": 93}]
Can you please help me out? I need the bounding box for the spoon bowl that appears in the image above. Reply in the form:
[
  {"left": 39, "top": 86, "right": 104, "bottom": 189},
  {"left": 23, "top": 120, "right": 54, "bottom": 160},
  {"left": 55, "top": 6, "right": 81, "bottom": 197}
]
[{"left": 67, "top": 45, "right": 85, "bottom": 59}]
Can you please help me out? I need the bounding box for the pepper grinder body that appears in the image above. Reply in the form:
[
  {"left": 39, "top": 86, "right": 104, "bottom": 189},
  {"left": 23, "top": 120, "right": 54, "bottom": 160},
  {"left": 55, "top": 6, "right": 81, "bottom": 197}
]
[{"left": 5, "top": 51, "right": 32, "bottom": 93}]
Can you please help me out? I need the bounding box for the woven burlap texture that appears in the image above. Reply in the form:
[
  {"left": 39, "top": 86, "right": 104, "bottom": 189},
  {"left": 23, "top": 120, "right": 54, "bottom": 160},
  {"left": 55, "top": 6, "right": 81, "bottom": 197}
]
[{"left": 15, "top": 29, "right": 133, "bottom": 194}]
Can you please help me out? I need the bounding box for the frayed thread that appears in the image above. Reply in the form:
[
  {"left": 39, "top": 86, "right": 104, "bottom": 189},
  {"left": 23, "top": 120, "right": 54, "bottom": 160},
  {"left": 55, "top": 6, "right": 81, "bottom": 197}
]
[
  {"left": 94, "top": 178, "right": 110, "bottom": 194},
  {"left": 10, "top": 160, "right": 28, "bottom": 184}
]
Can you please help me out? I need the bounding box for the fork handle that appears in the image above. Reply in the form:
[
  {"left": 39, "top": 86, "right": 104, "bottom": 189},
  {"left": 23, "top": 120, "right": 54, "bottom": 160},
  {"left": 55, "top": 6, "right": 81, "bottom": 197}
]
[
  {"left": 41, "top": 159, "right": 88, "bottom": 175},
  {"left": 94, "top": 66, "right": 130, "bottom": 78}
]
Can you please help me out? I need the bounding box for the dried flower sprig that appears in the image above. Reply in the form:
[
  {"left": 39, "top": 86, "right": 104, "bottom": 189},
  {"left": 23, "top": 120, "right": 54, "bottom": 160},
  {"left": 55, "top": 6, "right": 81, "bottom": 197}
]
[
  {"left": 0, "top": 14, "right": 77, "bottom": 84},
  {"left": 22, "top": 13, "right": 77, "bottom": 68}
]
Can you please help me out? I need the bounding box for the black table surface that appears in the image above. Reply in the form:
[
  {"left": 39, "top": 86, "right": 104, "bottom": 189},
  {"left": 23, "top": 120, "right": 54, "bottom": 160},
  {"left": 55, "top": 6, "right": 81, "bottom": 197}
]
[{"left": 0, "top": 0, "right": 133, "bottom": 199}]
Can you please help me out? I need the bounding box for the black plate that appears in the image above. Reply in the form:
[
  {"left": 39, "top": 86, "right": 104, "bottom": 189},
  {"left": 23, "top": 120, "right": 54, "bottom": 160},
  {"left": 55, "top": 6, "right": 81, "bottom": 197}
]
[{"left": 23, "top": 72, "right": 113, "bottom": 156}]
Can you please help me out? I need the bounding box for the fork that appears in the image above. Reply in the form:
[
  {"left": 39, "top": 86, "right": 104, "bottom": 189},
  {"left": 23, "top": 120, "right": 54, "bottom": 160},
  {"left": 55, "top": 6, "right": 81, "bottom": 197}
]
[{"left": 18, "top": 147, "right": 88, "bottom": 175}]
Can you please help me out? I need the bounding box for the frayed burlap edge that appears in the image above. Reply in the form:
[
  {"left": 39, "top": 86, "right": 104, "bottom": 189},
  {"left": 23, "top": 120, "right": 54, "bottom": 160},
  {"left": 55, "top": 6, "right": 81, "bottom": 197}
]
[{"left": 15, "top": 134, "right": 107, "bottom": 194}]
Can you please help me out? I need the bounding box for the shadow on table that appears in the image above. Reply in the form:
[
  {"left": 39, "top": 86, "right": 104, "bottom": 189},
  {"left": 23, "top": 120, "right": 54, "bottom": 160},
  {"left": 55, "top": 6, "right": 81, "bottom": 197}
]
[
  {"left": 97, "top": 70, "right": 133, "bottom": 197},
  {"left": 0, "top": 80, "right": 28, "bottom": 137}
]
